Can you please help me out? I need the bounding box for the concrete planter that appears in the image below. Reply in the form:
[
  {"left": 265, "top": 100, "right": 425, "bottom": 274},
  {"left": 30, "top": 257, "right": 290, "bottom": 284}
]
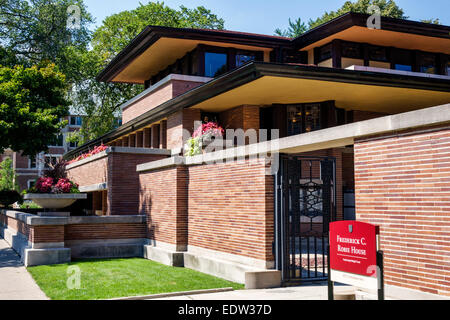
[{"left": 24, "top": 193, "right": 87, "bottom": 209}]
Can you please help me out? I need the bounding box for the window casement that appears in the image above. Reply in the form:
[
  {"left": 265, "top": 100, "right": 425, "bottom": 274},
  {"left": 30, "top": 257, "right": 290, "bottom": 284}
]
[
  {"left": 341, "top": 41, "right": 363, "bottom": 59},
  {"left": 287, "top": 103, "right": 323, "bottom": 136},
  {"left": 44, "top": 155, "right": 61, "bottom": 169},
  {"left": 368, "top": 45, "right": 389, "bottom": 62},
  {"left": 27, "top": 179, "right": 36, "bottom": 189},
  {"left": 29, "top": 155, "right": 37, "bottom": 169},
  {"left": 70, "top": 116, "right": 82, "bottom": 126},
  {"left": 418, "top": 52, "right": 437, "bottom": 74}
]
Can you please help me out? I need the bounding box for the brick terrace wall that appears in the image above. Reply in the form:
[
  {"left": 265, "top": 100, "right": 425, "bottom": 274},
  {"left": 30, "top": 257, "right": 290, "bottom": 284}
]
[
  {"left": 355, "top": 127, "right": 450, "bottom": 297},
  {"left": 1, "top": 214, "right": 64, "bottom": 243},
  {"left": 67, "top": 156, "right": 108, "bottom": 187},
  {"left": 65, "top": 223, "right": 146, "bottom": 241},
  {"left": 187, "top": 158, "right": 274, "bottom": 263},
  {"left": 139, "top": 166, "right": 188, "bottom": 248},
  {"left": 108, "top": 153, "right": 167, "bottom": 216},
  {"left": 122, "top": 79, "right": 206, "bottom": 124}
]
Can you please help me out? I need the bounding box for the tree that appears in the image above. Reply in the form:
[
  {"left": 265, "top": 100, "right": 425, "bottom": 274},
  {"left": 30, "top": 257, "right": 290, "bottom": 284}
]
[
  {"left": 68, "top": 1, "right": 225, "bottom": 145},
  {"left": 0, "top": 0, "right": 93, "bottom": 83},
  {"left": 307, "top": 0, "right": 407, "bottom": 29},
  {"left": 275, "top": 0, "right": 408, "bottom": 35},
  {"left": 275, "top": 18, "right": 308, "bottom": 38},
  {"left": 0, "top": 158, "right": 18, "bottom": 191},
  {"left": 421, "top": 18, "right": 441, "bottom": 25},
  {"left": 0, "top": 63, "right": 70, "bottom": 156},
  {"left": 0, "top": 157, "right": 21, "bottom": 207}
]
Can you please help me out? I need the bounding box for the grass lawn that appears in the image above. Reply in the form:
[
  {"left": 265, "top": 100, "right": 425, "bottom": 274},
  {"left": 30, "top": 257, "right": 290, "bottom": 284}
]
[{"left": 27, "top": 258, "right": 244, "bottom": 300}]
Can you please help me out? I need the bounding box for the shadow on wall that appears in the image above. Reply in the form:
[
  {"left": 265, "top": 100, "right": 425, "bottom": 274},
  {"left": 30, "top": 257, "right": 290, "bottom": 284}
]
[{"left": 139, "top": 192, "right": 157, "bottom": 240}]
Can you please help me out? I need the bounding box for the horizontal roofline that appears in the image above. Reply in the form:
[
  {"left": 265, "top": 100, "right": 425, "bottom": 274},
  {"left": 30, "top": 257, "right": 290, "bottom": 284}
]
[
  {"left": 66, "top": 61, "right": 450, "bottom": 159},
  {"left": 97, "top": 12, "right": 450, "bottom": 83},
  {"left": 96, "top": 25, "right": 292, "bottom": 83},
  {"left": 293, "top": 12, "right": 450, "bottom": 49}
]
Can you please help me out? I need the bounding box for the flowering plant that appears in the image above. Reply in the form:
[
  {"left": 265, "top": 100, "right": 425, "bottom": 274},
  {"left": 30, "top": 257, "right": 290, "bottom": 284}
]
[
  {"left": 193, "top": 122, "right": 225, "bottom": 140},
  {"left": 68, "top": 144, "right": 108, "bottom": 164},
  {"left": 28, "top": 177, "right": 79, "bottom": 194},
  {"left": 185, "top": 122, "right": 224, "bottom": 157},
  {"left": 25, "top": 159, "right": 80, "bottom": 194}
]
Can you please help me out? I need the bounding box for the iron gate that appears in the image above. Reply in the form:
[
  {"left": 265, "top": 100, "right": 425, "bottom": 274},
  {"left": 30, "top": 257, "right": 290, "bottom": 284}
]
[{"left": 276, "top": 155, "right": 336, "bottom": 282}]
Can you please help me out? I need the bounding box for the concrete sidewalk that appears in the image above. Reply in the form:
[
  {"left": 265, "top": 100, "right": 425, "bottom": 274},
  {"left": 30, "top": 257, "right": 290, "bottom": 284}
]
[
  {"left": 0, "top": 239, "right": 48, "bottom": 300},
  {"left": 152, "top": 284, "right": 359, "bottom": 300}
]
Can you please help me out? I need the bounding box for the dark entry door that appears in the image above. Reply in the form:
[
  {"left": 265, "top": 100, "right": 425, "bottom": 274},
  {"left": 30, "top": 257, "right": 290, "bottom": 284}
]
[{"left": 276, "top": 155, "right": 336, "bottom": 282}]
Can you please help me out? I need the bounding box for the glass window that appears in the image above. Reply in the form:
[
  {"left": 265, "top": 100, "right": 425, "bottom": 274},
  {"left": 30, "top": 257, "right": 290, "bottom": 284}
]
[
  {"left": 44, "top": 155, "right": 60, "bottom": 169},
  {"left": 69, "top": 141, "right": 78, "bottom": 149},
  {"left": 287, "top": 104, "right": 321, "bottom": 136},
  {"left": 395, "top": 64, "right": 413, "bottom": 72},
  {"left": 236, "top": 53, "right": 256, "bottom": 67},
  {"left": 419, "top": 54, "right": 436, "bottom": 74},
  {"left": 342, "top": 42, "right": 362, "bottom": 59},
  {"left": 369, "top": 46, "right": 388, "bottom": 62},
  {"left": 51, "top": 134, "right": 64, "bottom": 146},
  {"left": 29, "top": 155, "right": 37, "bottom": 169},
  {"left": 27, "top": 180, "right": 36, "bottom": 189},
  {"left": 393, "top": 49, "right": 413, "bottom": 72},
  {"left": 318, "top": 44, "right": 332, "bottom": 62},
  {"left": 70, "top": 116, "right": 82, "bottom": 126},
  {"left": 204, "top": 52, "right": 227, "bottom": 77},
  {"left": 304, "top": 104, "right": 321, "bottom": 133}
]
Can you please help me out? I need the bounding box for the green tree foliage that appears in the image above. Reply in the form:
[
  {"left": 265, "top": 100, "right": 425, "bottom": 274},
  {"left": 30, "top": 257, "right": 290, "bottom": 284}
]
[
  {"left": 275, "top": 0, "right": 408, "bottom": 37},
  {"left": 68, "top": 1, "right": 225, "bottom": 145},
  {"left": 421, "top": 18, "right": 441, "bottom": 25},
  {"left": 0, "top": 158, "right": 18, "bottom": 191},
  {"left": 275, "top": 18, "right": 308, "bottom": 38},
  {"left": 0, "top": 64, "right": 70, "bottom": 156},
  {"left": 0, "top": 0, "right": 93, "bottom": 83}
]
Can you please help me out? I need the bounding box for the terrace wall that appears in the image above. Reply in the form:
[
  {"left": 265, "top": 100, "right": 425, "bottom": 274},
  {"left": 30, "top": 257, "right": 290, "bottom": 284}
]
[
  {"left": 355, "top": 126, "right": 450, "bottom": 297},
  {"left": 187, "top": 158, "right": 274, "bottom": 265},
  {"left": 0, "top": 210, "right": 147, "bottom": 265},
  {"left": 66, "top": 148, "right": 170, "bottom": 216},
  {"left": 122, "top": 75, "right": 210, "bottom": 124}
]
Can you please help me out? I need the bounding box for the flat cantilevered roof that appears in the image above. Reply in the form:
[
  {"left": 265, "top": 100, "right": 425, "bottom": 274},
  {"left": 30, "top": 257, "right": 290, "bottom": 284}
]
[
  {"left": 66, "top": 62, "right": 450, "bottom": 159},
  {"left": 97, "top": 13, "right": 450, "bottom": 84}
]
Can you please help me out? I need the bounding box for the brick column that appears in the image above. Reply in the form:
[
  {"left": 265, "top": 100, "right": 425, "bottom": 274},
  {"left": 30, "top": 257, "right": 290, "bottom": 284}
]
[
  {"left": 151, "top": 124, "right": 160, "bottom": 149},
  {"left": 129, "top": 134, "right": 136, "bottom": 148},
  {"left": 136, "top": 131, "right": 144, "bottom": 148},
  {"left": 143, "top": 128, "right": 151, "bottom": 148},
  {"left": 160, "top": 120, "right": 167, "bottom": 149}
]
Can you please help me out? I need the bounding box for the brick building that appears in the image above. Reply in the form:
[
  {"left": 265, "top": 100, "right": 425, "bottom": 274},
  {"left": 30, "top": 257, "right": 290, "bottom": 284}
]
[{"left": 2, "top": 13, "right": 450, "bottom": 298}]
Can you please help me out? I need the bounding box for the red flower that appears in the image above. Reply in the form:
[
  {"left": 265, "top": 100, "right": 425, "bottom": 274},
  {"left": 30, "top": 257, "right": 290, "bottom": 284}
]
[
  {"left": 193, "top": 122, "right": 224, "bottom": 138},
  {"left": 35, "top": 177, "right": 54, "bottom": 193}
]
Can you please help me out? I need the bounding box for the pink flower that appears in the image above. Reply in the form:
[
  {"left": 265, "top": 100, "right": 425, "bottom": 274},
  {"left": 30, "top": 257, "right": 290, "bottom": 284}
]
[
  {"left": 35, "top": 177, "right": 54, "bottom": 193},
  {"left": 193, "top": 122, "right": 224, "bottom": 138}
]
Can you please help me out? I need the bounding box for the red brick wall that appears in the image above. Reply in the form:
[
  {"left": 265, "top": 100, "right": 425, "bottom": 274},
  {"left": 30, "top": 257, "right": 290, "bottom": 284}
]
[
  {"left": 167, "top": 109, "right": 201, "bottom": 150},
  {"left": 219, "top": 105, "right": 261, "bottom": 133},
  {"left": 2, "top": 214, "right": 64, "bottom": 243},
  {"left": 122, "top": 80, "right": 205, "bottom": 124},
  {"left": 187, "top": 158, "right": 274, "bottom": 262},
  {"left": 139, "top": 166, "right": 188, "bottom": 247},
  {"left": 67, "top": 156, "right": 108, "bottom": 187},
  {"left": 108, "top": 153, "right": 167, "bottom": 216},
  {"left": 65, "top": 223, "right": 146, "bottom": 241},
  {"left": 355, "top": 128, "right": 450, "bottom": 297}
]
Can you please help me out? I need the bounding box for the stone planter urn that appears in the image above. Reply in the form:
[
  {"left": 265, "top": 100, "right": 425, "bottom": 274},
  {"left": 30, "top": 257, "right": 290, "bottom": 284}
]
[{"left": 24, "top": 193, "right": 87, "bottom": 209}]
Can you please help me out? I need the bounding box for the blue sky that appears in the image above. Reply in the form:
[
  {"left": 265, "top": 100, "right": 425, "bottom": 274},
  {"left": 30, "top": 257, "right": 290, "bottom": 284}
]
[{"left": 84, "top": 0, "right": 449, "bottom": 35}]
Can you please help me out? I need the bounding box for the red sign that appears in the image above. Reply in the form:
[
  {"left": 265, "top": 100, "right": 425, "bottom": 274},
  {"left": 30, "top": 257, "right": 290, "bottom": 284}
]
[{"left": 329, "top": 221, "right": 379, "bottom": 278}]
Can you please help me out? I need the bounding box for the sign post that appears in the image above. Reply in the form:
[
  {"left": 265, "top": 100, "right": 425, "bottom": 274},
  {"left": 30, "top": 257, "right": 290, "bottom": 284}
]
[{"left": 328, "top": 221, "right": 384, "bottom": 300}]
